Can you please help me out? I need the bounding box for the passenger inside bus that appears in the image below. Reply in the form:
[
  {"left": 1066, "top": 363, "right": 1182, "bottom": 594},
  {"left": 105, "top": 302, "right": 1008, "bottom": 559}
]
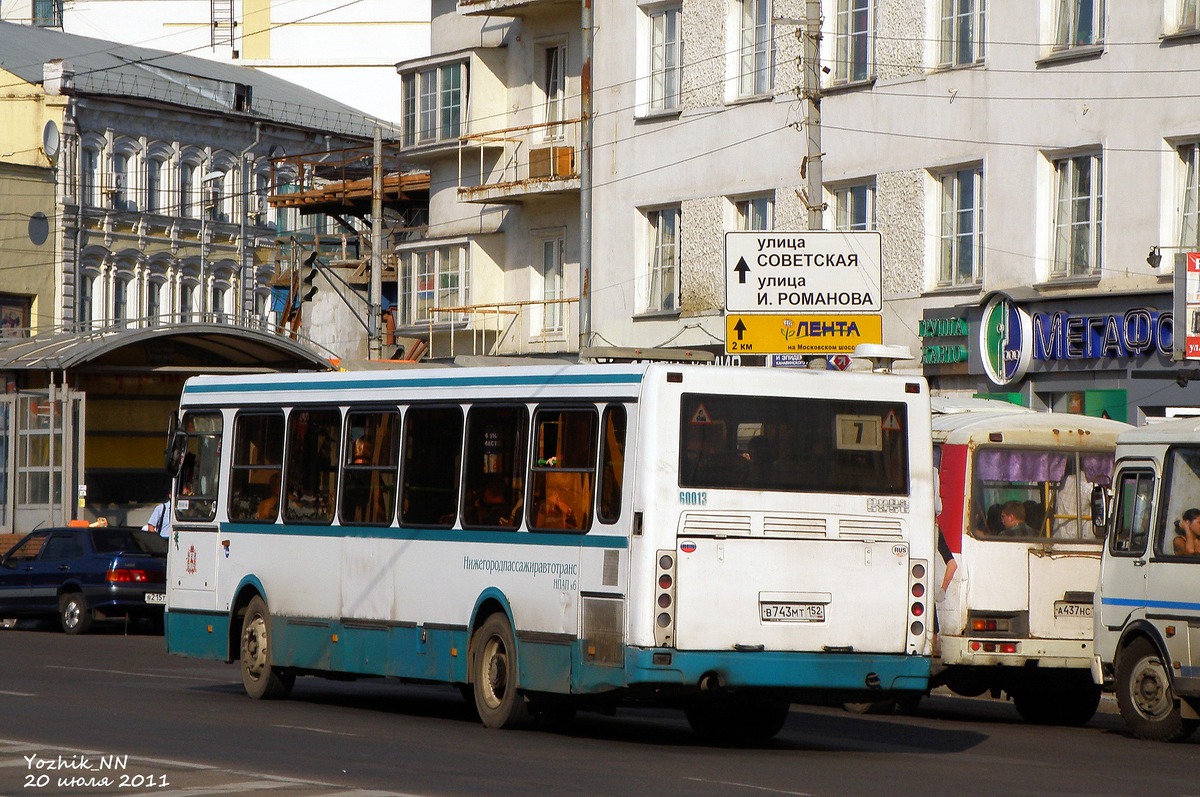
[
  {"left": 256, "top": 472, "right": 282, "bottom": 520},
  {"left": 1172, "top": 508, "right": 1200, "bottom": 555},
  {"left": 471, "top": 475, "right": 518, "bottom": 527},
  {"left": 999, "top": 501, "right": 1033, "bottom": 536}
]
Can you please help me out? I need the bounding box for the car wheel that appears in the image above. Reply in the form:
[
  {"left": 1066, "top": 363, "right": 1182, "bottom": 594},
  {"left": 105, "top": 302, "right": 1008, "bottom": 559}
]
[
  {"left": 1116, "top": 637, "right": 1199, "bottom": 742},
  {"left": 59, "top": 592, "right": 92, "bottom": 635},
  {"left": 471, "top": 614, "right": 532, "bottom": 729},
  {"left": 239, "top": 596, "right": 295, "bottom": 700}
]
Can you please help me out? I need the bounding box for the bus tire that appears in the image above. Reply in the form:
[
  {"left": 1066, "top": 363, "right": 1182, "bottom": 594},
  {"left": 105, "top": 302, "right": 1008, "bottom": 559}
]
[
  {"left": 240, "top": 596, "right": 295, "bottom": 700},
  {"left": 1116, "top": 637, "right": 1199, "bottom": 742},
  {"left": 1013, "top": 685, "right": 1099, "bottom": 726},
  {"left": 472, "top": 614, "right": 531, "bottom": 729},
  {"left": 685, "top": 696, "right": 790, "bottom": 745}
]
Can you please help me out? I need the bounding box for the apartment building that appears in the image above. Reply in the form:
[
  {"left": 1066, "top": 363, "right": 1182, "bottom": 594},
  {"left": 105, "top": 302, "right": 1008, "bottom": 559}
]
[
  {"left": 0, "top": 0, "right": 428, "bottom": 123},
  {"left": 822, "top": 0, "right": 1200, "bottom": 422}
]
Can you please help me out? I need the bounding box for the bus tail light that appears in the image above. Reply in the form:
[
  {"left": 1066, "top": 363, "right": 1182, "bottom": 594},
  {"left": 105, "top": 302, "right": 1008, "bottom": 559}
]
[
  {"left": 654, "top": 550, "right": 676, "bottom": 647},
  {"left": 907, "top": 559, "right": 929, "bottom": 646}
]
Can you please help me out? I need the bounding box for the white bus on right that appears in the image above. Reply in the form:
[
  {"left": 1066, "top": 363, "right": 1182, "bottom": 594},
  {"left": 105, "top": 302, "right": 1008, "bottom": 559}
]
[{"left": 1095, "top": 417, "right": 1200, "bottom": 742}]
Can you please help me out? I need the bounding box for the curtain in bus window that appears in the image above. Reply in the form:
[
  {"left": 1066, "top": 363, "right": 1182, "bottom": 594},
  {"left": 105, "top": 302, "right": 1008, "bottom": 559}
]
[
  {"left": 975, "top": 450, "right": 1067, "bottom": 482},
  {"left": 1080, "top": 453, "right": 1113, "bottom": 486},
  {"left": 283, "top": 408, "right": 340, "bottom": 524},
  {"left": 677, "top": 393, "right": 909, "bottom": 495}
]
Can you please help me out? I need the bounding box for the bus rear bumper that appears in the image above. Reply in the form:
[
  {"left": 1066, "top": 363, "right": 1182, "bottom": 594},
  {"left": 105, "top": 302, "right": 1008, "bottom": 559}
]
[
  {"left": 938, "top": 635, "right": 1093, "bottom": 669},
  {"left": 626, "top": 648, "right": 930, "bottom": 694}
]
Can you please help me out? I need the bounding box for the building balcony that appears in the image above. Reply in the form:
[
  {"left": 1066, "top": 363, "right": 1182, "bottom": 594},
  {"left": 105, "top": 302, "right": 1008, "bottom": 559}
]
[
  {"left": 458, "top": 119, "right": 581, "bottom": 203},
  {"left": 457, "top": 0, "right": 578, "bottom": 19},
  {"left": 403, "top": 296, "right": 579, "bottom": 360}
]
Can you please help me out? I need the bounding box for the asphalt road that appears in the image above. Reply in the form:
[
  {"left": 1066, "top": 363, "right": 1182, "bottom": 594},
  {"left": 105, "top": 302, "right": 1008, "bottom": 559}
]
[{"left": 0, "top": 623, "right": 1195, "bottom": 797}]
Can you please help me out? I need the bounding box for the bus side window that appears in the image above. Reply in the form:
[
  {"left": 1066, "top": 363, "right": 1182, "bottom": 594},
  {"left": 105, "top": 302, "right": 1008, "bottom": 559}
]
[
  {"left": 530, "top": 408, "right": 597, "bottom": 532},
  {"left": 176, "top": 411, "right": 222, "bottom": 522},
  {"left": 228, "top": 412, "right": 283, "bottom": 523},
  {"left": 461, "top": 406, "right": 528, "bottom": 530},
  {"left": 400, "top": 405, "right": 463, "bottom": 528},
  {"left": 339, "top": 409, "right": 400, "bottom": 526},
  {"left": 598, "top": 405, "right": 627, "bottom": 524},
  {"left": 283, "top": 408, "right": 341, "bottom": 524}
]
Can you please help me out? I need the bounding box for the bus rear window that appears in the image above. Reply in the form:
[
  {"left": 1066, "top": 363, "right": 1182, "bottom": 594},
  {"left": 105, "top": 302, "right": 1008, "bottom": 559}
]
[
  {"left": 970, "top": 448, "right": 1112, "bottom": 542},
  {"left": 678, "top": 393, "right": 909, "bottom": 495}
]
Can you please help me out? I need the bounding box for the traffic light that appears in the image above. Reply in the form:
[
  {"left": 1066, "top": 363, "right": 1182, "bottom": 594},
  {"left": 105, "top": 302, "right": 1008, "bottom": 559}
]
[{"left": 301, "top": 251, "right": 319, "bottom": 302}]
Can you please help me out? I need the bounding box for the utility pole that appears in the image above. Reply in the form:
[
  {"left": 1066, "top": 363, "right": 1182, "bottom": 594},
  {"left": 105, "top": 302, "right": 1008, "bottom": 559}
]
[
  {"left": 578, "top": 0, "right": 593, "bottom": 353},
  {"left": 803, "top": 0, "right": 824, "bottom": 231},
  {"left": 368, "top": 126, "right": 383, "bottom": 360}
]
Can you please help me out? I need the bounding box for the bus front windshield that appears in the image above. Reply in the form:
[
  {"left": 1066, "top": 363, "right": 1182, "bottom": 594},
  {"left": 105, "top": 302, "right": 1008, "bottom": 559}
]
[
  {"left": 678, "top": 393, "right": 909, "bottom": 495},
  {"left": 970, "top": 447, "right": 1112, "bottom": 542}
]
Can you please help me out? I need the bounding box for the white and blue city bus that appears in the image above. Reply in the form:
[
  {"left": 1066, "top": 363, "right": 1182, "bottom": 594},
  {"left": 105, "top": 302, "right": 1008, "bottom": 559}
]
[{"left": 163, "top": 362, "right": 935, "bottom": 741}]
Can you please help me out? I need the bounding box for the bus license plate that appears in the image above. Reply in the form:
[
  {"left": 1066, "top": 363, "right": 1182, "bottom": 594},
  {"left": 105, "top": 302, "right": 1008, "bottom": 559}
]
[
  {"left": 144, "top": 592, "right": 166, "bottom": 605},
  {"left": 1053, "top": 601, "right": 1091, "bottom": 619},
  {"left": 761, "top": 603, "right": 825, "bottom": 622}
]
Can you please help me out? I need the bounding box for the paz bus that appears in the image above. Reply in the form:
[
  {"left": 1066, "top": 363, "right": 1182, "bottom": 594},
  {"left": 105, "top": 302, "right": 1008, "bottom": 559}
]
[
  {"left": 162, "top": 362, "right": 935, "bottom": 741},
  {"left": 931, "top": 398, "right": 1128, "bottom": 724},
  {"left": 1093, "top": 417, "right": 1200, "bottom": 741}
]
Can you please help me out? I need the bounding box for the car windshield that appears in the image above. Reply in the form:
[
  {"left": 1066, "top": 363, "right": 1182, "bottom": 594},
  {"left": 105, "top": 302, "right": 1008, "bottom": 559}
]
[{"left": 89, "top": 528, "right": 167, "bottom": 555}]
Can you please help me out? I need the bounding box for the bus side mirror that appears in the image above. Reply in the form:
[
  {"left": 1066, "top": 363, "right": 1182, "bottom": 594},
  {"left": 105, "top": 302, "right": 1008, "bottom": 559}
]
[{"left": 1091, "top": 485, "right": 1110, "bottom": 531}]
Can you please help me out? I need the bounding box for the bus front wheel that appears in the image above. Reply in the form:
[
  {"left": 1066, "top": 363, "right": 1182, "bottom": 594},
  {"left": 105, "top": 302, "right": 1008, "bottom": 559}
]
[
  {"left": 1116, "top": 637, "right": 1198, "bottom": 742},
  {"left": 240, "top": 596, "right": 295, "bottom": 700},
  {"left": 472, "top": 614, "right": 532, "bottom": 729}
]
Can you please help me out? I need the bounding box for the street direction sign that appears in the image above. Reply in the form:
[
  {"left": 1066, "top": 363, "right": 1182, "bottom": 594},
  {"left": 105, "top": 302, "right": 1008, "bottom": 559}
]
[
  {"left": 725, "top": 230, "right": 882, "bottom": 314},
  {"left": 725, "top": 313, "right": 883, "bottom": 355}
]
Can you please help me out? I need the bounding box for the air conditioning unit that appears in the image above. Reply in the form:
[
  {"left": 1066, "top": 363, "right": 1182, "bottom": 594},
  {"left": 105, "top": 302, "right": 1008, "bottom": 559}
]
[{"left": 529, "top": 146, "right": 574, "bottom": 179}]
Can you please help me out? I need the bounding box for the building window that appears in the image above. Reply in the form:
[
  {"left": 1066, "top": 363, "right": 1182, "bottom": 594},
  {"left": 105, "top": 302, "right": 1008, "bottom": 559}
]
[
  {"left": 738, "top": 0, "right": 772, "bottom": 97},
  {"left": 180, "top": 282, "right": 196, "bottom": 321},
  {"left": 147, "top": 279, "right": 163, "bottom": 324},
  {"left": 736, "top": 195, "right": 773, "bottom": 230},
  {"left": 1180, "top": 0, "right": 1200, "bottom": 32},
  {"left": 145, "top": 158, "right": 162, "bottom": 213},
  {"left": 645, "top": 207, "right": 680, "bottom": 313},
  {"left": 33, "top": 0, "right": 62, "bottom": 26},
  {"left": 542, "top": 44, "right": 567, "bottom": 140},
  {"left": 81, "top": 147, "right": 99, "bottom": 207},
  {"left": 537, "top": 234, "right": 566, "bottom": 334},
  {"left": 1051, "top": 153, "right": 1103, "bottom": 278},
  {"left": 938, "top": 167, "right": 984, "bottom": 287},
  {"left": 112, "top": 275, "right": 129, "bottom": 324},
  {"left": 78, "top": 274, "right": 95, "bottom": 330},
  {"left": 834, "top": 183, "right": 875, "bottom": 230},
  {"left": 180, "top": 162, "right": 198, "bottom": 218},
  {"left": 939, "top": 0, "right": 985, "bottom": 67},
  {"left": 1054, "top": 0, "right": 1104, "bottom": 49},
  {"left": 401, "top": 63, "right": 465, "bottom": 147},
  {"left": 650, "top": 5, "right": 682, "bottom": 112},
  {"left": 834, "top": 0, "right": 871, "bottom": 83},
  {"left": 397, "top": 244, "right": 470, "bottom": 326},
  {"left": 1180, "top": 143, "right": 1200, "bottom": 251},
  {"left": 111, "top": 153, "right": 131, "bottom": 211}
]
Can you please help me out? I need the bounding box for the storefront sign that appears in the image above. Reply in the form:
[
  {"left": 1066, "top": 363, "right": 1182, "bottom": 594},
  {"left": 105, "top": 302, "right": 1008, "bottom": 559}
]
[{"left": 919, "top": 316, "right": 969, "bottom": 365}]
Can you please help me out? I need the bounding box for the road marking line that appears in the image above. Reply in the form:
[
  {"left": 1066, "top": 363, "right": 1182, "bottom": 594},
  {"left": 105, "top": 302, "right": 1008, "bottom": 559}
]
[
  {"left": 0, "top": 689, "right": 35, "bottom": 696},
  {"left": 42, "top": 664, "right": 227, "bottom": 682},
  {"left": 683, "top": 778, "right": 813, "bottom": 796},
  {"left": 271, "top": 724, "right": 360, "bottom": 737}
]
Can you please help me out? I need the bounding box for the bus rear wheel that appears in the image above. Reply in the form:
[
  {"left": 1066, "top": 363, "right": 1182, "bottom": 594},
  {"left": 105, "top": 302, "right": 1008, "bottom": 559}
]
[
  {"left": 685, "top": 696, "right": 790, "bottom": 745},
  {"left": 1116, "top": 637, "right": 1198, "bottom": 742},
  {"left": 240, "top": 596, "right": 295, "bottom": 700},
  {"left": 1012, "top": 685, "right": 1100, "bottom": 726},
  {"left": 472, "top": 614, "right": 532, "bottom": 729}
]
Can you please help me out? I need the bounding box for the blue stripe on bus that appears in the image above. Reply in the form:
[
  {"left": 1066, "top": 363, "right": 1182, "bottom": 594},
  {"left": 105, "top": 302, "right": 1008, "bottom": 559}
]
[
  {"left": 184, "top": 372, "right": 645, "bottom": 396},
  {"left": 1100, "top": 596, "right": 1200, "bottom": 612},
  {"left": 220, "top": 522, "right": 629, "bottom": 549}
]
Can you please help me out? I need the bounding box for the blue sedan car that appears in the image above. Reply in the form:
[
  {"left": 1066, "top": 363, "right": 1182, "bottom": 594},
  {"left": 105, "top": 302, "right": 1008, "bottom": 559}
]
[{"left": 0, "top": 525, "right": 167, "bottom": 634}]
